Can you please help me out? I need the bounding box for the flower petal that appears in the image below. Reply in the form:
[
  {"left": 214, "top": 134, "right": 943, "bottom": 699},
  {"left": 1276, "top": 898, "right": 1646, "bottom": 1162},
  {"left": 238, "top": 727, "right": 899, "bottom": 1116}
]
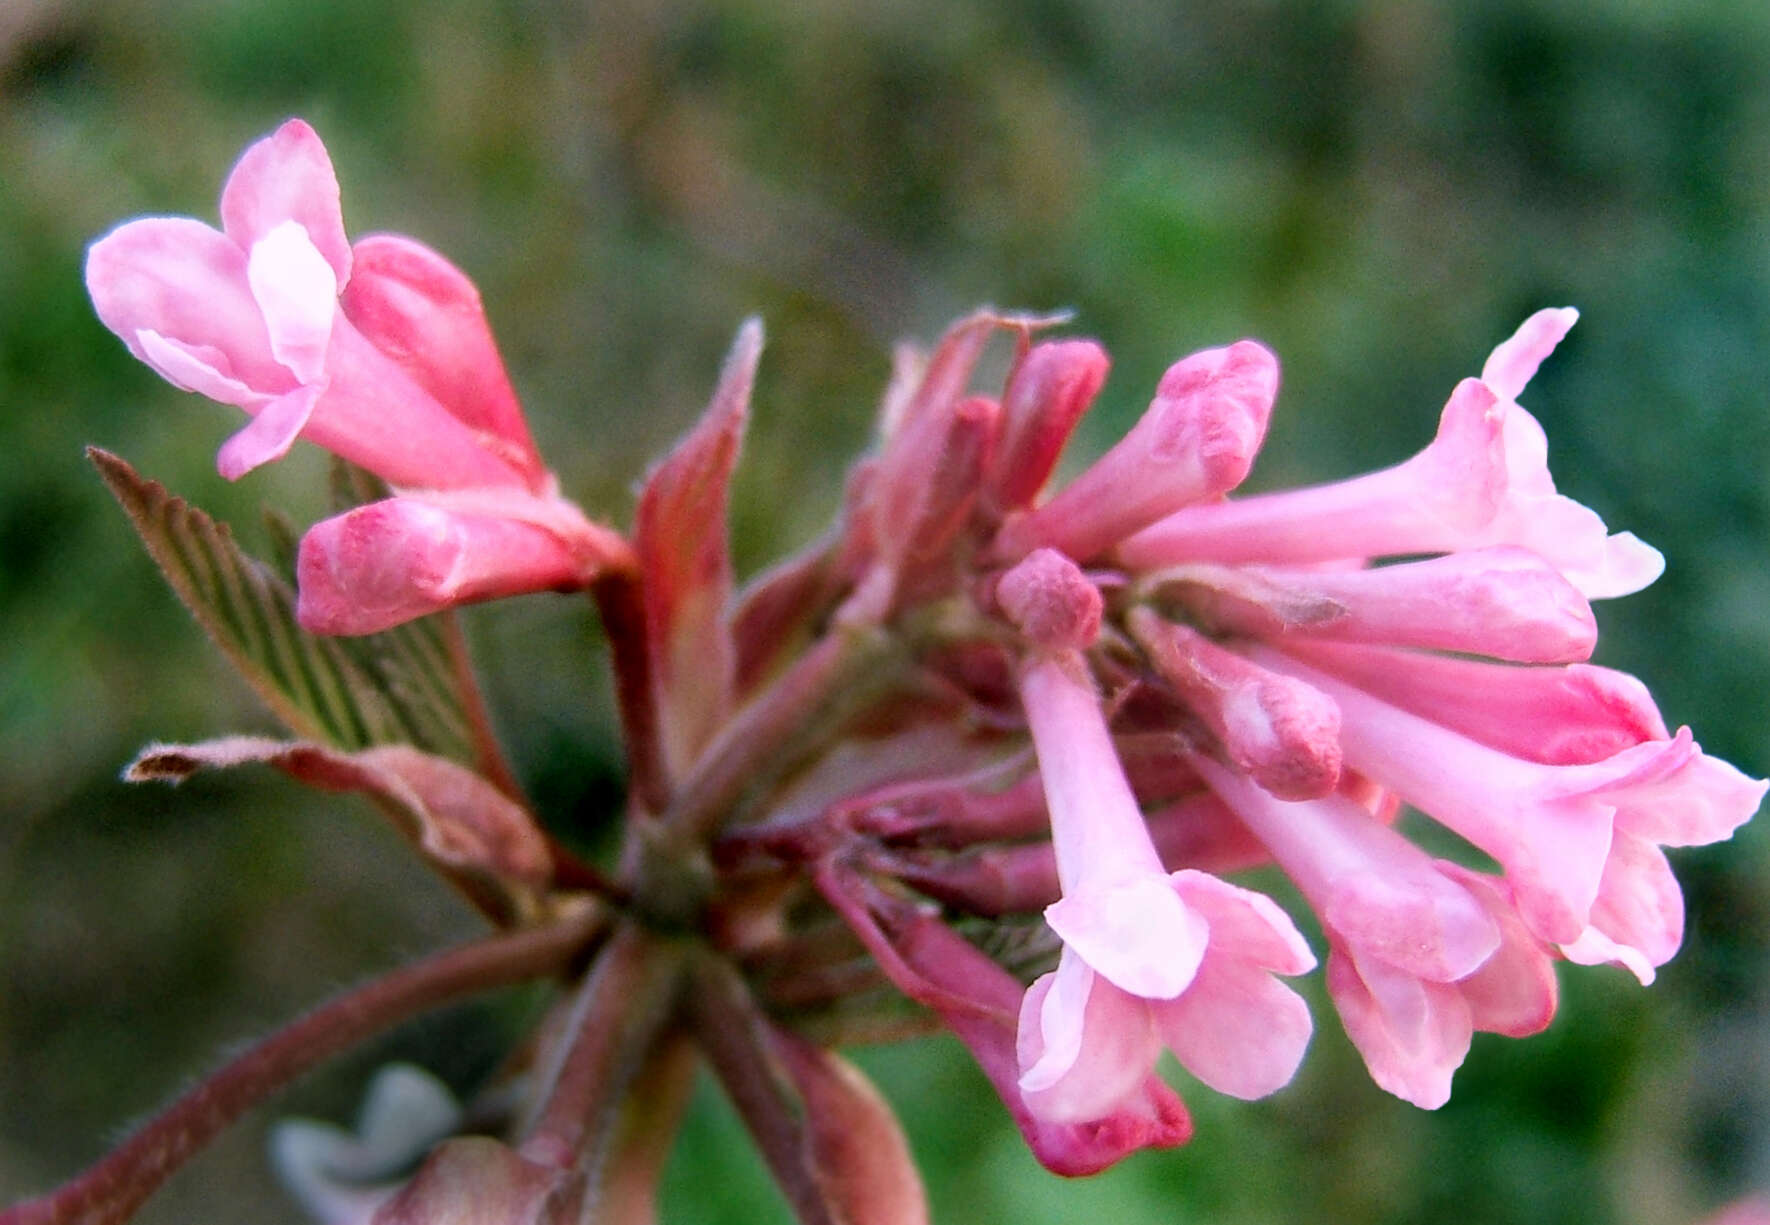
[
  {"left": 1045, "top": 874, "right": 1208, "bottom": 1000},
  {"left": 1151, "top": 954, "right": 1312, "bottom": 1099},
  {"left": 247, "top": 220, "right": 338, "bottom": 385},
  {"left": 220, "top": 118, "right": 352, "bottom": 285},
  {"left": 216, "top": 383, "right": 324, "bottom": 479},
  {"left": 86, "top": 217, "right": 288, "bottom": 392}
]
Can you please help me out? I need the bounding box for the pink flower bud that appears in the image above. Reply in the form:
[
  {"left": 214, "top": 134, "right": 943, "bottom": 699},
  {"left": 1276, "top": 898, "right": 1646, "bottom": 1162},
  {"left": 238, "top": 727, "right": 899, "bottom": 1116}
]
[
  {"left": 992, "top": 340, "right": 1278, "bottom": 563},
  {"left": 987, "top": 339, "right": 1110, "bottom": 511},
  {"left": 1128, "top": 608, "right": 1341, "bottom": 799},
  {"left": 995, "top": 548, "right": 1103, "bottom": 650},
  {"left": 296, "top": 492, "right": 631, "bottom": 635}
]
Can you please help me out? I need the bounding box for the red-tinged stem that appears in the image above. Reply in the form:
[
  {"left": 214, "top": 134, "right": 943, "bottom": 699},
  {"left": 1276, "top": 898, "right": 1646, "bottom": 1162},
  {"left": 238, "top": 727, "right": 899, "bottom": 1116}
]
[
  {"left": 518, "top": 923, "right": 687, "bottom": 1185},
  {"left": 811, "top": 858, "right": 1004, "bottom": 1023},
  {"left": 661, "top": 625, "right": 899, "bottom": 846},
  {"left": 437, "top": 611, "right": 527, "bottom": 803},
  {"left": 594, "top": 1034, "right": 699, "bottom": 1225},
  {"left": 593, "top": 571, "right": 670, "bottom": 817},
  {"left": 683, "top": 951, "right": 842, "bottom": 1225},
  {"left": 0, "top": 908, "right": 607, "bottom": 1225}
]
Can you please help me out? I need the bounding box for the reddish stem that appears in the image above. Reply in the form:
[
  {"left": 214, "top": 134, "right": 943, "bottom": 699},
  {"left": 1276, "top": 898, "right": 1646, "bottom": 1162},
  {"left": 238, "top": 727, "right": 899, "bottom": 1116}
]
[
  {"left": 593, "top": 570, "right": 670, "bottom": 817},
  {"left": 0, "top": 909, "right": 605, "bottom": 1225}
]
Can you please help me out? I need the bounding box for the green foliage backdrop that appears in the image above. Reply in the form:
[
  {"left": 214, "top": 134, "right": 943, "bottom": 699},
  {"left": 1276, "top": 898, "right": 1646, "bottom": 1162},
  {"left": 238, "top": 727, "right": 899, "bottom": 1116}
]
[{"left": 2, "top": 1, "right": 1767, "bottom": 1222}]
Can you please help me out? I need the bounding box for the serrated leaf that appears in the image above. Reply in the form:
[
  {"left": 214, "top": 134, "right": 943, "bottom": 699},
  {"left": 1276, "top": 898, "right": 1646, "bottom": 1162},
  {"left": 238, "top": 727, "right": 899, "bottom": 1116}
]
[
  {"left": 93, "top": 447, "right": 405, "bottom": 749},
  {"left": 92, "top": 449, "right": 482, "bottom": 767}
]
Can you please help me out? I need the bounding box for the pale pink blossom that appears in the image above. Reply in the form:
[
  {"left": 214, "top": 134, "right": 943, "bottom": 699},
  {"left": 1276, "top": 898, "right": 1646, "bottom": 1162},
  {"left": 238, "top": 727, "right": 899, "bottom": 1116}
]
[
  {"left": 1011, "top": 648, "right": 1314, "bottom": 1122},
  {"left": 87, "top": 119, "right": 536, "bottom": 490},
  {"left": 1116, "top": 310, "right": 1663, "bottom": 598},
  {"left": 1197, "top": 754, "right": 1556, "bottom": 1106},
  {"left": 1260, "top": 649, "right": 1765, "bottom": 975},
  {"left": 89, "top": 119, "right": 631, "bottom": 633}
]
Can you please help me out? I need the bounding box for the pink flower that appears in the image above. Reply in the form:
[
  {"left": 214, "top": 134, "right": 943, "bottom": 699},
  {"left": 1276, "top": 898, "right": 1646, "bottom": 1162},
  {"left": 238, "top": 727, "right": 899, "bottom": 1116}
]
[
  {"left": 1197, "top": 754, "right": 1556, "bottom": 1107},
  {"left": 89, "top": 120, "right": 631, "bottom": 632},
  {"left": 87, "top": 120, "right": 538, "bottom": 490},
  {"left": 1261, "top": 648, "right": 1764, "bottom": 979},
  {"left": 1116, "top": 311, "right": 1663, "bottom": 599},
  {"left": 1010, "top": 640, "right": 1314, "bottom": 1122}
]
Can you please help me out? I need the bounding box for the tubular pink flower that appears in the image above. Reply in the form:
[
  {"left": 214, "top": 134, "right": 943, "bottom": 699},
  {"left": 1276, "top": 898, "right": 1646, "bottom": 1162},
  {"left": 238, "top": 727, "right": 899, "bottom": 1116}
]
[
  {"left": 296, "top": 492, "right": 633, "bottom": 635},
  {"left": 1018, "top": 652, "right": 1205, "bottom": 999},
  {"left": 1284, "top": 641, "right": 1667, "bottom": 765},
  {"left": 1116, "top": 311, "right": 1664, "bottom": 598},
  {"left": 1192, "top": 754, "right": 1559, "bottom": 1106},
  {"left": 86, "top": 119, "right": 536, "bottom": 492},
  {"left": 1013, "top": 652, "right": 1314, "bottom": 1120},
  {"left": 1259, "top": 649, "right": 1766, "bottom": 963},
  {"left": 1151, "top": 546, "right": 1598, "bottom": 664},
  {"left": 991, "top": 339, "right": 1278, "bottom": 563}
]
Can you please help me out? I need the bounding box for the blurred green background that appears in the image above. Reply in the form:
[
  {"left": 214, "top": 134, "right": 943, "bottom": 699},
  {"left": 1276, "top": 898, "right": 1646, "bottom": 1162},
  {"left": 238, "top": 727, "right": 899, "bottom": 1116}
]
[{"left": 3, "top": 0, "right": 1769, "bottom": 1222}]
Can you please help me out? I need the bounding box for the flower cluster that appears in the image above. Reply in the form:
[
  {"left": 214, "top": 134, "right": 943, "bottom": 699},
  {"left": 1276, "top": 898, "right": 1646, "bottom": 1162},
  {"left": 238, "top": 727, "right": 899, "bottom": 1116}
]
[{"left": 12, "top": 119, "right": 1761, "bottom": 1224}]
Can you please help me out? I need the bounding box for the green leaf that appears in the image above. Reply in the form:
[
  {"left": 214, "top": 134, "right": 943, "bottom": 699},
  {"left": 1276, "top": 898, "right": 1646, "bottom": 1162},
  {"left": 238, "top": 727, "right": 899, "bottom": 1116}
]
[{"left": 90, "top": 447, "right": 480, "bottom": 763}]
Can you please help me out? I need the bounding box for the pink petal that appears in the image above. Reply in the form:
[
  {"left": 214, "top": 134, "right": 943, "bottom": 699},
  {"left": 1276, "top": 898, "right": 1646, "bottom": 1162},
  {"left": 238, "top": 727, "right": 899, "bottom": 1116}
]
[
  {"left": 86, "top": 217, "right": 290, "bottom": 392},
  {"left": 1434, "top": 864, "right": 1559, "bottom": 1037},
  {"left": 135, "top": 329, "right": 264, "bottom": 408},
  {"left": 1018, "top": 954, "right": 1162, "bottom": 1123},
  {"left": 1045, "top": 874, "right": 1208, "bottom": 1000},
  {"left": 220, "top": 118, "right": 352, "bottom": 285},
  {"left": 1168, "top": 869, "right": 1316, "bottom": 974},
  {"left": 302, "top": 320, "right": 535, "bottom": 491},
  {"left": 1559, "top": 831, "right": 1684, "bottom": 984},
  {"left": 341, "top": 233, "right": 542, "bottom": 480},
  {"left": 992, "top": 340, "right": 1278, "bottom": 563},
  {"left": 246, "top": 220, "right": 338, "bottom": 385},
  {"left": 217, "top": 383, "right": 324, "bottom": 479},
  {"left": 1480, "top": 307, "right": 1579, "bottom": 403},
  {"left": 1327, "top": 943, "right": 1472, "bottom": 1109},
  {"left": 1599, "top": 729, "right": 1767, "bottom": 846},
  {"left": 1151, "top": 953, "right": 1313, "bottom": 1099}
]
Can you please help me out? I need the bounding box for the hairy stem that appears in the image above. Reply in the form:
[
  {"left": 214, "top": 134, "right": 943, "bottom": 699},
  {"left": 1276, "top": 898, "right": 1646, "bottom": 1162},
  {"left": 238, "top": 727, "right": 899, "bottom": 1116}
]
[
  {"left": 0, "top": 907, "right": 606, "bottom": 1225},
  {"left": 661, "top": 625, "right": 900, "bottom": 847},
  {"left": 518, "top": 923, "right": 688, "bottom": 1199},
  {"left": 684, "top": 951, "right": 842, "bottom": 1225}
]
